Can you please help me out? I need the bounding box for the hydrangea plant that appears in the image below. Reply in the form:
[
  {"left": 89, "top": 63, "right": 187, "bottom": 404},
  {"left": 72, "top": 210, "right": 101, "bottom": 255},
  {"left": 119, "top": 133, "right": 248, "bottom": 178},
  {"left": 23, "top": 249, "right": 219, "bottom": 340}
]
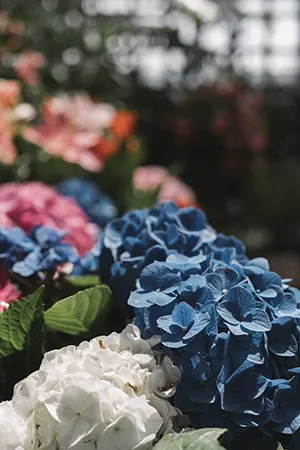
[{"left": 99, "top": 202, "right": 300, "bottom": 446}]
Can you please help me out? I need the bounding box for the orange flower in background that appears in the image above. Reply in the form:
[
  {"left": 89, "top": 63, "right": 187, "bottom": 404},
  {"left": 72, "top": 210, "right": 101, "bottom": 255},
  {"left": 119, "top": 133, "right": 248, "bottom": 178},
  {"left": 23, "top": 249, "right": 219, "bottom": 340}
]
[
  {"left": 110, "top": 111, "right": 137, "bottom": 140},
  {"left": 0, "top": 79, "right": 35, "bottom": 165},
  {"left": 14, "top": 51, "right": 45, "bottom": 85},
  {"left": 134, "top": 165, "right": 198, "bottom": 209},
  {"left": 24, "top": 94, "right": 138, "bottom": 172}
]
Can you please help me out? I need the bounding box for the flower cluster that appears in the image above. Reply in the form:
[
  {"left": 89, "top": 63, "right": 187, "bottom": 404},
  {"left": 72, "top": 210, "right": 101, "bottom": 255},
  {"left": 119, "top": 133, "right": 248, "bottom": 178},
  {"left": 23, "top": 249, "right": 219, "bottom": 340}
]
[
  {"left": 0, "top": 225, "right": 79, "bottom": 277},
  {"left": 0, "top": 324, "right": 179, "bottom": 450},
  {"left": 0, "top": 182, "right": 97, "bottom": 255},
  {"left": 133, "top": 166, "right": 199, "bottom": 209},
  {"left": 0, "top": 79, "right": 35, "bottom": 165},
  {"left": 114, "top": 204, "right": 300, "bottom": 442},
  {"left": 24, "top": 94, "right": 138, "bottom": 172},
  {"left": 57, "top": 178, "right": 117, "bottom": 227},
  {"left": 99, "top": 202, "right": 243, "bottom": 306}
]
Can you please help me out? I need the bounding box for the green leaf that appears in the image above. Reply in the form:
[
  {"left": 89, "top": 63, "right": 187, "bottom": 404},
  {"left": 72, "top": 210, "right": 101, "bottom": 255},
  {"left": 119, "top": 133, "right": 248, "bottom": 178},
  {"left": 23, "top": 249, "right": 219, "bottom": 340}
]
[
  {"left": 153, "top": 429, "right": 227, "bottom": 450},
  {"left": 0, "top": 286, "right": 45, "bottom": 358},
  {"left": 67, "top": 275, "right": 101, "bottom": 289},
  {"left": 44, "top": 285, "right": 111, "bottom": 335}
]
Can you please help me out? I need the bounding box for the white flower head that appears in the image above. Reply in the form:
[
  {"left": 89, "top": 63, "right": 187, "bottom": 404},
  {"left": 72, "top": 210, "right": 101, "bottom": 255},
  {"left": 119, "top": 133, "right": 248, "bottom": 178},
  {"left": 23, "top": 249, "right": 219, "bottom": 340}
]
[{"left": 2, "top": 324, "right": 179, "bottom": 450}]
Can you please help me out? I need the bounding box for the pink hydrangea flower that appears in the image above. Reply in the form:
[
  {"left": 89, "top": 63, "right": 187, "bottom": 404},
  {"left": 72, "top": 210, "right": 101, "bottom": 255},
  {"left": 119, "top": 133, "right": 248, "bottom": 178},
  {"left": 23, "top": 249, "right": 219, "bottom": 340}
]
[
  {"left": 0, "top": 182, "right": 97, "bottom": 255},
  {"left": 133, "top": 165, "right": 198, "bottom": 208},
  {"left": 14, "top": 51, "right": 45, "bottom": 85},
  {"left": 0, "top": 267, "right": 21, "bottom": 313}
]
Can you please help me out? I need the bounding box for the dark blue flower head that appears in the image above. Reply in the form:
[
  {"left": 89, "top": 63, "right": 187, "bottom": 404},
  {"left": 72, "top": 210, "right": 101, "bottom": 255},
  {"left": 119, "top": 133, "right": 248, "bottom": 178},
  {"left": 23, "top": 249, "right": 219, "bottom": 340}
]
[
  {"left": 98, "top": 203, "right": 300, "bottom": 440},
  {"left": 99, "top": 202, "right": 250, "bottom": 307},
  {"left": 57, "top": 178, "right": 117, "bottom": 227}
]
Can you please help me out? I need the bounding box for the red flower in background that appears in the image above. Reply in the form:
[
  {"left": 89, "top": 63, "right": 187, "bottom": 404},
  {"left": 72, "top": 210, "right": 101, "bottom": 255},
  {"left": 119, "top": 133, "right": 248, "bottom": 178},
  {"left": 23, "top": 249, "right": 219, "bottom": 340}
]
[
  {"left": 0, "top": 182, "right": 97, "bottom": 255},
  {"left": 15, "top": 51, "right": 45, "bottom": 85},
  {"left": 134, "top": 165, "right": 199, "bottom": 209},
  {"left": 24, "top": 94, "right": 138, "bottom": 172}
]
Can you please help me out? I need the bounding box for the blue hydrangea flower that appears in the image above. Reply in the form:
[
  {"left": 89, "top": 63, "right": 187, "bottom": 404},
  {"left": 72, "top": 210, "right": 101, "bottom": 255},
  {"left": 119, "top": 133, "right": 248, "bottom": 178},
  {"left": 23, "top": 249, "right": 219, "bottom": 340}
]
[
  {"left": 157, "top": 302, "right": 210, "bottom": 348},
  {"left": 217, "top": 360, "right": 269, "bottom": 413},
  {"left": 57, "top": 178, "right": 117, "bottom": 227},
  {"left": 0, "top": 225, "right": 79, "bottom": 277},
  {"left": 217, "top": 286, "right": 271, "bottom": 336},
  {"left": 129, "top": 262, "right": 181, "bottom": 308}
]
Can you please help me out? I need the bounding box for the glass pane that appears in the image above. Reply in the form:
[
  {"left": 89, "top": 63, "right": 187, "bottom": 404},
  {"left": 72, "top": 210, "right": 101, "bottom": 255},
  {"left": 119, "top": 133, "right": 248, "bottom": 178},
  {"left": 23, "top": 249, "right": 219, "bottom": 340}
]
[
  {"left": 238, "top": 18, "right": 265, "bottom": 48},
  {"left": 234, "top": 50, "right": 264, "bottom": 75},
  {"left": 273, "top": 0, "right": 299, "bottom": 15},
  {"left": 267, "top": 53, "right": 299, "bottom": 78},
  {"left": 271, "top": 19, "right": 299, "bottom": 47},
  {"left": 238, "top": 0, "right": 264, "bottom": 14},
  {"left": 199, "top": 23, "right": 229, "bottom": 53}
]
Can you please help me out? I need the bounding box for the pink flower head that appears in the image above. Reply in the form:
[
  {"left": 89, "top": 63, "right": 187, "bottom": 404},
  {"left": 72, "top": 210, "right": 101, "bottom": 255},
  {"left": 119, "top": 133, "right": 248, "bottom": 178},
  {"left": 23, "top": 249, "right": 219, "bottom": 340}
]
[
  {"left": 24, "top": 94, "right": 137, "bottom": 172},
  {"left": 134, "top": 165, "right": 198, "bottom": 209},
  {"left": 14, "top": 51, "right": 45, "bottom": 85},
  {"left": 0, "top": 267, "right": 21, "bottom": 313},
  {"left": 0, "top": 182, "right": 97, "bottom": 255}
]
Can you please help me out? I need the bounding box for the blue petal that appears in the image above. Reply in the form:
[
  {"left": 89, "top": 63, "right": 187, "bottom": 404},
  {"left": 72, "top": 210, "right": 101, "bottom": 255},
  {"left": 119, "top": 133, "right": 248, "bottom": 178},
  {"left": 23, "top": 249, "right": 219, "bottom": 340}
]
[
  {"left": 161, "top": 332, "right": 186, "bottom": 348},
  {"left": 217, "top": 300, "right": 240, "bottom": 325},
  {"left": 183, "top": 312, "right": 210, "bottom": 341},
  {"left": 225, "top": 286, "right": 256, "bottom": 316},
  {"left": 242, "top": 309, "right": 271, "bottom": 333},
  {"left": 172, "top": 302, "right": 196, "bottom": 328},
  {"left": 156, "top": 315, "right": 174, "bottom": 333}
]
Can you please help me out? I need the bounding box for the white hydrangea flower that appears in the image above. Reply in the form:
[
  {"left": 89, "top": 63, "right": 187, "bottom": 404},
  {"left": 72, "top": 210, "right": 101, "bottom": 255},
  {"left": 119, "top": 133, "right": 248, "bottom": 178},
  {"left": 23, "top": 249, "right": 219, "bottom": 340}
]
[{"left": 4, "top": 324, "right": 180, "bottom": 450}]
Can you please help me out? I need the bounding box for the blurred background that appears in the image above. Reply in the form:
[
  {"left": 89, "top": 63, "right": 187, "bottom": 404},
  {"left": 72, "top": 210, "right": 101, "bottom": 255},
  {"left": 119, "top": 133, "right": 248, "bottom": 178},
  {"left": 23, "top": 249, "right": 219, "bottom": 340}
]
[{"left": 2, "top": 0, "right": 300, "bottom": 284}]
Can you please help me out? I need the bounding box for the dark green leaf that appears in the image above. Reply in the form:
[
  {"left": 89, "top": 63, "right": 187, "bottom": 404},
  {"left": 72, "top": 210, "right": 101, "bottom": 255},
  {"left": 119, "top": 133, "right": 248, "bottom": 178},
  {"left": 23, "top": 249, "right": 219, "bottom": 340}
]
[
  {"left": 44, "top": 285, "right": 111, "bottom": 335},
  {"left": 153, "top": 429, "right": 227, "bottom": 450},
  {"left": 0, "top": 286, "right": 45, "bottom": 358}
]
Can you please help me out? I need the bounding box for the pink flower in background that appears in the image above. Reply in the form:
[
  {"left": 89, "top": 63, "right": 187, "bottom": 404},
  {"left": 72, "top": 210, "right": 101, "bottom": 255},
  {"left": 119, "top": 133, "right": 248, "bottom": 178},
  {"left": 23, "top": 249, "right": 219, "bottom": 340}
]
[
  {"left": 159, "top": 176, "right": 198, "bottom": 208},
  {"left": 133, "top": 165, "right": 168, "bottom": 191},
  {"left": 24, "top": 94, "right": 137, "bottom": 172},
  {"left": 0, "top": 182, "right": 97, "bottom": 255},
  {"left": 134, "top": 165, "right": 198, "bottom": 208},
  {"left": 0, "top": 267, "right": 21, "bottom": 312},
  {"left": 14, "top": 51, "right": 45, "bottom": 85}
]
